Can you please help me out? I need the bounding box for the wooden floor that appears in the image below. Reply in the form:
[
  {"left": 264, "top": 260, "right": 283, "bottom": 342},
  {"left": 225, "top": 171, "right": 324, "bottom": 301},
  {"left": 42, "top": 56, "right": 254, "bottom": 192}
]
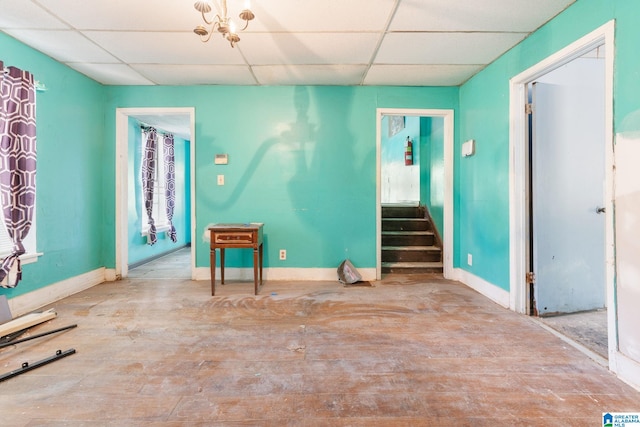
[{"left": 1, "top": 255, "right": 638, "bottom": 425}]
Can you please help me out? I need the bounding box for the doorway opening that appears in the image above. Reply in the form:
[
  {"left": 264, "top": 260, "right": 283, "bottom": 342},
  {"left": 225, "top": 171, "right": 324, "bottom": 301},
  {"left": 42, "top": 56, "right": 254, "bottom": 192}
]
[
  {"left": 509, "top": 22, "right": 615, "bottom": 365},
  {"left": 127, "top": 246, "right": 192, "bottom": 279},
  {"left": 376, "top": 108, "right": 454, "bottom": 280},
  {"left": 115, "top": 107, "right": 196, "bottom": 280},
  {"left": 529, "top": 46, "right": 607, "bottom": 359}
]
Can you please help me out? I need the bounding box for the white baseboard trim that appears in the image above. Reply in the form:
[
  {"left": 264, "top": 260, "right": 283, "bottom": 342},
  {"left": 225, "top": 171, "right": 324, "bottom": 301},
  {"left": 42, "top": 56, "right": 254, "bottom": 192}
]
[
  {"left": 8, "top": 268, "right": 107, "bottom": 317},
  {"left": 451, "top": 268, "right": 510, "bottom": 308},
  {"left": 104, "top": 268, "right": 118, "bottom": 282},
  {"left": 194, "top": 267, "right": 376, "bottom": 282},
  {"left": 614, "top": 351, "right": 640, "bottom": 392}
]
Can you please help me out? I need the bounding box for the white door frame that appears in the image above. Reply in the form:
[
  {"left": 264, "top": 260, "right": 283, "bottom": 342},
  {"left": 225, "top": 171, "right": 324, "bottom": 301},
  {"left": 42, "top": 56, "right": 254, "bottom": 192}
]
[
  {"left": 376, "top": 108, "right": 454, "bottom": 280},
  {"left": 115, "top": 107, "right": 196, "bottom": 279},
  {"left": 509, "top": 21, "right": 616, "bottom": 362}
]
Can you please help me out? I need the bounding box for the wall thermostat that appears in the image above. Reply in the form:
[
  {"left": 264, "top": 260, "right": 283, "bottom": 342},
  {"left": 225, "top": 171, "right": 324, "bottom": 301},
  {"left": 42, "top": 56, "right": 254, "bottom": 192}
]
[{"left": 214, "top": 154, "right": 228, "bottom": 165}]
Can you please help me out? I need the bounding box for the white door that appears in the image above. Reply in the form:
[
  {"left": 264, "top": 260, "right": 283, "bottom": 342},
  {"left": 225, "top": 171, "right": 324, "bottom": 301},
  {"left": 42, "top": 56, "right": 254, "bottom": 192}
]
[{"left": 531, "top": 57, "right": 606, "bottom": 316}]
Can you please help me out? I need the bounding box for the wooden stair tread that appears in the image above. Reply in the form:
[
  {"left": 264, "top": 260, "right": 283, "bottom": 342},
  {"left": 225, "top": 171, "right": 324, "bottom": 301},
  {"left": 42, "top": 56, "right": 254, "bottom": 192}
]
[
  {"left": 383, "top": 217, "right": 428, "bottom": 221},
  {"left": 382, "top": 261, "right": 443, "bottom": 268},
  {"left": 382, "top": 246, "right": 441, "bottom": 251},
  {"left": 382, "top": 230, "right": 434, "bottom": 235}
]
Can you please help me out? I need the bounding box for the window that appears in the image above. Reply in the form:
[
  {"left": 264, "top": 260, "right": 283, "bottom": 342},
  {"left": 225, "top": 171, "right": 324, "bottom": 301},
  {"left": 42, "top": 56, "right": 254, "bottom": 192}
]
[{"left": 0, "top": 214, "right": 37, "bottom": 261}]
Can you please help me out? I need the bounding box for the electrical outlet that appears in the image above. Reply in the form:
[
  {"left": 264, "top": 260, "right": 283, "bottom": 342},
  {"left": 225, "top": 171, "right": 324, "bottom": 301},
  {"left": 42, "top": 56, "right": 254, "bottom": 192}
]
[
  {"left": 467, "top": 254, "right": 473, "bottom": 266},
  {"left": 217, "top": 175, "right": 224, "bottom": 185},
  {"left": 279, "top": 249, "right": 286, "bottom": 260}
]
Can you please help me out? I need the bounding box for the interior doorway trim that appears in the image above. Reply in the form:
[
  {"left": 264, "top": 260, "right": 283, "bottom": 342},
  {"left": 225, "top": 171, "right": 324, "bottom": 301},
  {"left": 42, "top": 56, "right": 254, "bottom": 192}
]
[
  {"left": 115, "top": 107, "right": 196, "bottom": 279},
  {"left": 376, "top": 108, "right": 454, "bottom": 280},
  {"left": 509, "top": 20, "right": 615, "bottom": 355}
]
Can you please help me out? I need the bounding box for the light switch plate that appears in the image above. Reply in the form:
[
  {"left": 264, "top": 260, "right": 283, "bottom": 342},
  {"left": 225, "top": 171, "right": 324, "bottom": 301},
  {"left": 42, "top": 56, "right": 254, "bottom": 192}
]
[{"left": 217, "top": 175, "right": 224, "bottom": 185}]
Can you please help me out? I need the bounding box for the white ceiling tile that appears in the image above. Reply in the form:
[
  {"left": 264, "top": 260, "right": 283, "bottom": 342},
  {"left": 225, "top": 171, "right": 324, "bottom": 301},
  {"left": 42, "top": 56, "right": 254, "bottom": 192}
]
[
  {"left": 240, "top": 33, "right": 379, "bottom": 65},
  {"left": 390, "top": 0, "right": 576, "bottom": 32},
  {"left": 0, "top": 0, "right": 69, "bottom": 29},
  {"left": 364, "top": 64, "right": 483, "bottom": 86},
  {"left": 376, "top": 32, "right": 527, "bottom": 65},
  {"left": 35, "top": 0, "right": 196, "bottom": 31},
  {"left": 3, "top": 29, "right": 120, "bottom": 63},
  {"left": 132, "top": 64, "right": 257, "bottom": 85},
  {"left": 81, "top": 31, "right": 246, "bottom": 65},
  {"left": 252, "top": 65, "right": 367, "bottom": 85},
  {"left": 249, "top": 0, "right": 397, "bottom": 32},
  {"left": 67, "top": 63, "right": 154, "bottom": 85},
  {"left": 0, "top": 0, "right": 576, "bottom": 86}
]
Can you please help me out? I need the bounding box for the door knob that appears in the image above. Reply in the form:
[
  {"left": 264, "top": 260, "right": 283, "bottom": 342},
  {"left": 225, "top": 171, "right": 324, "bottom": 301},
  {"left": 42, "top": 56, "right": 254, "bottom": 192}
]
[{"left": 596, "top": 207, "right": 606, "bottom": 214}]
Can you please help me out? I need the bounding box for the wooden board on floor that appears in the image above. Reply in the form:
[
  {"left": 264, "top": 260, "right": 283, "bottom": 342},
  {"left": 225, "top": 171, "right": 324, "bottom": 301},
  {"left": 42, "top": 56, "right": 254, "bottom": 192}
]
[{"left": 0, "top": 308, "right": 57, "bottom": 337}]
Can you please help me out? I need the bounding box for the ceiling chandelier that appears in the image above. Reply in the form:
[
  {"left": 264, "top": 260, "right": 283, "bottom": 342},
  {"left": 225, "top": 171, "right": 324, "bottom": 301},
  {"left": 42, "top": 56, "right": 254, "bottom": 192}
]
[{"left": 193, "top": 0, "right": 255, "bottom": 48}]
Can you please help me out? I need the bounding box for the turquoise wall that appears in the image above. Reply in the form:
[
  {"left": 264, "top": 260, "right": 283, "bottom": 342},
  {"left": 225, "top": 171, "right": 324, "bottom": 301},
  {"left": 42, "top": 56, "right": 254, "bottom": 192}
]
[
  {"left": 420, "top": 117, "right": 445, "bottom": 239},
  {"left": 420, "top": 118, "right": 431, "bottom": 209},
  {"left": 381, "top": 115, "right": 421, "bottom": 165},
  {"left": 0, "top": 32, "right": 106, "bottom": 298},
  {"left": 456, "top": 0, "right": 636, "bottom": 291},
  {"left": 103, "top": 86, "right": 459, "bottom": 271},
  {"left": 127, "top": 118, "right": 191, "bottom": 266},
  {"left": 5, "top": 0, "right": 638, "bottom": 300}
]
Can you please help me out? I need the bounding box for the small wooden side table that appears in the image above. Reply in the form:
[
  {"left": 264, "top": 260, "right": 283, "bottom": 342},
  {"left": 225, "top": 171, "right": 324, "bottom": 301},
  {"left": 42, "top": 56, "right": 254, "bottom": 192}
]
[{"left": 209, "top": 223, "right": 264, "bottom": 296}]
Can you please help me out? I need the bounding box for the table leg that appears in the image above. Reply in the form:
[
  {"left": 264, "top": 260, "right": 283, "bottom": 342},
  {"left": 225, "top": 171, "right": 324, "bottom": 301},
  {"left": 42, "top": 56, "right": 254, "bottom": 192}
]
[
  {"left": 253, "top": 246, "right": 259, "bottom": 295},
  {"left": 259, "top": 243, "right": 263, "bottom": 285},
  {"left": 220, "top": 248, "right": 225, "bottom": 285},
  {"left": 210, "top": 248, "right": 216, "bottom": 296}
]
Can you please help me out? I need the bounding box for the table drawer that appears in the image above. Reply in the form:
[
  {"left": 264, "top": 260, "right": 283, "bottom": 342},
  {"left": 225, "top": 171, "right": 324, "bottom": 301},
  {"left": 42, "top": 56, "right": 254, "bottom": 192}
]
[{"left": 214, "top": 232, "right": 254, "bottom": 244}]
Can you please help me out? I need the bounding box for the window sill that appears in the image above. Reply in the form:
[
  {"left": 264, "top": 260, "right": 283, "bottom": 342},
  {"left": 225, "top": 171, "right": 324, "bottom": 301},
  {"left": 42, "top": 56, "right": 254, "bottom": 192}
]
[
  {"left": 21, "top": 252, "right": 43, "bottom": 265},
  {"left": 141, "top": 224, "right": 171, "bottom": 237},
  {"left": 0, "top": 252, "right": 42, "bottom": 265}
]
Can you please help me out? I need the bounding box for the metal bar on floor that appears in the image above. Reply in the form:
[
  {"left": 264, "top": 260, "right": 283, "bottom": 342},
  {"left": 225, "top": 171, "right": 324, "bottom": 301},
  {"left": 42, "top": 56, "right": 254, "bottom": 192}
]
[
  {"left": 0, "top": 324, "right": 77, "bottom": 349},
  {"left": 0, "top": 349, "right": 76, "bottom": 382}
]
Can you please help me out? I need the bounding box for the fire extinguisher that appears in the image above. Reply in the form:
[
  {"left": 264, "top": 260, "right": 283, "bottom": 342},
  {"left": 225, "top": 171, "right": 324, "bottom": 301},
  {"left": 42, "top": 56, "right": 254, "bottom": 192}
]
[{"left": 405, "top": 136, "right": 413, "bottom": 166}]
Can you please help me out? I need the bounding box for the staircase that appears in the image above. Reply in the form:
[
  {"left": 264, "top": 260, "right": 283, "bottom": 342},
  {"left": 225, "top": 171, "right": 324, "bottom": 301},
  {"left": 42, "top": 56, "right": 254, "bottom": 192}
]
[{"left": 381, "top": 205, "right": 443, "bottom": 274}]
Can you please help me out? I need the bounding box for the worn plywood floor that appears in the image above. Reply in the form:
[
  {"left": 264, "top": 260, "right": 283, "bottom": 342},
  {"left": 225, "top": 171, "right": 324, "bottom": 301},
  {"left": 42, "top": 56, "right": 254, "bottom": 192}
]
[
  {"left": 0, "top": 263, "right": 638, "bottom": 425},
  {"left": 540, "top": 309, "right": 609, "bottom": 360}
]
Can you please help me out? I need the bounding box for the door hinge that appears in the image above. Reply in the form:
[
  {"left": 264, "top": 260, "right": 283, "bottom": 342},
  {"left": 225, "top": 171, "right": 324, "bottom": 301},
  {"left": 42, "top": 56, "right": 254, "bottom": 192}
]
[
  {"left": 525, "top": 103, "right": 533, "bottom": 115},
  {"left": 526, "top": 271, "right": 536, "bottom": 284}
]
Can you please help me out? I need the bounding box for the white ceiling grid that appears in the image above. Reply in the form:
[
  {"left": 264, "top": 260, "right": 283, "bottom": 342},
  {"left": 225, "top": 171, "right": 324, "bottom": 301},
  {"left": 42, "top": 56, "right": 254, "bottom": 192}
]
[{"left": 0, "top": 0, "right": 575, "bottom": 87}]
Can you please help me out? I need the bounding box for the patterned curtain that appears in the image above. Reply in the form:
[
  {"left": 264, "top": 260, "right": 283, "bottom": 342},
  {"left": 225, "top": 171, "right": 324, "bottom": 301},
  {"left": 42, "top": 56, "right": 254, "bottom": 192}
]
[
  {"left": 163, "top": 133, "right": 177, "bottom": 243},
  {"left": 0, "top": 63, "right": 37, "bottom": 288},
  {"left": 141, "top": 127, "right": 157, "bottom": 245}
]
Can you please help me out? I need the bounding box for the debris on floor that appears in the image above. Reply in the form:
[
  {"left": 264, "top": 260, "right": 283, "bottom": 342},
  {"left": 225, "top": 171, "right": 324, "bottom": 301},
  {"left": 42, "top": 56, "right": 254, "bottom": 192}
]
[
  {"left": 0, "top": 296, "right": 11, "bottom": 324},
  {"left": 0, "top": 324, "right": 77, "bottom": 349},
  {"left": 0, "top": 349, "right": 76, "bottom": 382},
  {"left": 0, "top": 305, "right": 77, "bottom": 382},
  {"left": 0, "top": 308, "right": 57, "bottom": 337},
  {"left": 337, "top": 259, "right": 362, "bottom": 284},
  {"left": 287, "top": 343, "right": 306, "bottom": 353}
]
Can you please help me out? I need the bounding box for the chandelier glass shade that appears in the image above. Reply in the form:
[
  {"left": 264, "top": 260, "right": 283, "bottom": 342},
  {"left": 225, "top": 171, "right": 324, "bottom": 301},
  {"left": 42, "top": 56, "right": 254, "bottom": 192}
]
[{"left": 193, "top": 0, "right": 255, "bottom": 48}]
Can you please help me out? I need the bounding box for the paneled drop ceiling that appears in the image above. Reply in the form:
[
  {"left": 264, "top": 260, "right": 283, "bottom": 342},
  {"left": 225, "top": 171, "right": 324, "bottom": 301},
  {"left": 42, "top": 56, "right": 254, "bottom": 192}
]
[{"left": 1, "top": 0, "right": 576, "bottom": 87}]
